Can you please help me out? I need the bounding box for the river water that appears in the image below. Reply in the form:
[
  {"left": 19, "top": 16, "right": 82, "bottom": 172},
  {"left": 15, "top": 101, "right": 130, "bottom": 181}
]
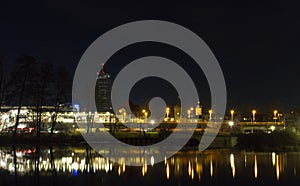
[{"left": 0, "top": 145, "right": 299, "bottom": 186}]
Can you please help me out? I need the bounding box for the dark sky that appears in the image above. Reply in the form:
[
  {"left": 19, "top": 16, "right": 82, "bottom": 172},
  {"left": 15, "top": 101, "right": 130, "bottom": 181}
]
[{"left": 1, "top": 1, "right": 300, "bottom": 114}]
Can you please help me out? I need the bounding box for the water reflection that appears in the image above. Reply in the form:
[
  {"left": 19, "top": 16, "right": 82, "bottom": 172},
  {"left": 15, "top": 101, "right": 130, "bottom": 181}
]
[
  {"left": 230, "top": 153, "right": 235, "bottom": 178},
  {"left": 166, "top": 162, "right": 169, "bottom": 180},
  {"left": 0, "top": 146, "right": 299, "bottom": 186},
  {"left": 254, "top": 154, "right": 258, "bottom": 179},
  {"left": 210, "top": 157, "right": 213, "bottom": 178}
]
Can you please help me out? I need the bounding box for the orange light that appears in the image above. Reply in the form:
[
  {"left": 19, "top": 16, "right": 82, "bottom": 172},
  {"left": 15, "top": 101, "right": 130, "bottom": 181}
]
[{"left": 230, "top": 110, "right": 235, "bottom": 114}]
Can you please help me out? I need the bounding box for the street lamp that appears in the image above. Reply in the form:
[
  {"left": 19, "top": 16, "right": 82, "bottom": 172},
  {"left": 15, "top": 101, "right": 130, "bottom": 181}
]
[
  {"left": 208, "top": 110, "right": 212, "bottom": 121},
  {"left": 142, "top": 109, "right": 146, "bottom": 119},
  {"left": 252, "top": 110, "right": 256, "bottom": 124},
  {"left": 187, "top": 109, "right": 191, "bottom": 119},
  {"left": 273, "top": 110, "right": 278, "bottom": 124},
  {"left": 119, "top": 109, "right": 126, "bottom": 123},
  {"left": 166, "top": 107, "right": 170, "bottom": 118},
  {"left": 123, "top": 112, "right": 126, "bottom": 122},
  {"left": 230, "top": 110, "right": 235, "bottom": 121}
]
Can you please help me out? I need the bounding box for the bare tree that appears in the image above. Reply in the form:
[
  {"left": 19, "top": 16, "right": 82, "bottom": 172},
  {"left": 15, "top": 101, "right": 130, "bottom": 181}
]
[
  {"left": 0, "top": 60, "right": 3, "bottom": 110},
  {"left": 35, "top": 62, "right": 54, "bottom": 136},
  {"left": 0, "top": 58, "right": 8, "bottom": 110},
  {"left": 5, "top": 55, "right": 38, "bottom": 136},
  {"left": 50, "top": 66, "right": 72, "bottom": 136}
]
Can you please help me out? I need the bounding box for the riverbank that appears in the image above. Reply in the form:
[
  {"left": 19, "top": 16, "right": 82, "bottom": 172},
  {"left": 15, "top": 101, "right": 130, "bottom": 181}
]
[
  {"left": 237, "top": 132, "right": 300, "bottom": 151},
  {"left": 0, "top": 131, "right": 299, "bottom": 151}
]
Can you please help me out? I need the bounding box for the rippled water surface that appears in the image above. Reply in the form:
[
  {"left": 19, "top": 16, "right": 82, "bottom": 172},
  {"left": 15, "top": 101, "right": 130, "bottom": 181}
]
[{"left": 0, "top": 146, "right": 299, "bottom": 186}]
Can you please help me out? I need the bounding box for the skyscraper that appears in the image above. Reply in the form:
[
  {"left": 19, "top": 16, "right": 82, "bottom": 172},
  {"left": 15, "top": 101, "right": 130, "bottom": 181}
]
[{"left": 95, "top": 65, "right": 113, "bottom": 113}]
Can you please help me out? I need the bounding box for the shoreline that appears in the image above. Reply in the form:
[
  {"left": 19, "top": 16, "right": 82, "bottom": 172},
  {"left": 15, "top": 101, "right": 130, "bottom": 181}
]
[{"left": 0, "top": 132, "right": 299, "bottom": 152}]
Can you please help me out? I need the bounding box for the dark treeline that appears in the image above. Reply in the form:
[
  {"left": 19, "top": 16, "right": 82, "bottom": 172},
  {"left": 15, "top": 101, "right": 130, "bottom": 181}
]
[{"left": 0, "top": 55, "right": 72, "bottom": 136}]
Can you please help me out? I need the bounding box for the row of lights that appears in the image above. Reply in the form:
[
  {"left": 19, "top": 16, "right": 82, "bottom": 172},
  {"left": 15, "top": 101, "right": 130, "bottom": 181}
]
[
  {"left": 211, "top": 109, "right": 280, "bottom": 123},
  {"left": 140, "top": 107, "right": 281, "bottom": 124},
  {"left": 166, "top": 108, "right": 281, "bottom": 123}
]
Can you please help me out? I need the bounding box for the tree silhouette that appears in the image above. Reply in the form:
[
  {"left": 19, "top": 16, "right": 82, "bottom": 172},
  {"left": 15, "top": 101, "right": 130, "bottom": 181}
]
[
  {"left": 3, "top": 55, "right": 73, "bottom": 136},
  {"left": 0, "top": 59, "right": 3, "bottom": 110},
  {"left": 35, "top": 62, "right": 54, "bottom": 136},
  {"left": 5, "top": 55, "right": 38, "bottom": 136},
  {"left": 0, "top": 58, "right": 9, "bottom": 110},
  {"left": 50, "top": 65, "right": 72, "bottom": 136}
]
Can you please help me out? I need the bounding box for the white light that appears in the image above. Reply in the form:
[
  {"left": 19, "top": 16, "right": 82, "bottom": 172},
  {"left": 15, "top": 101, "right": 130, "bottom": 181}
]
[
  {"left": 228, "top": 121, "right": 234, "bottom": 127},
  {"left": 0, "top": 161, "right": 7, "bottom": 167},
  {"left": 270, "top": 126, "right": 276, "bottom": 131},
  {"left": 272, "top": 152, "right": 276, "bottom": 166},
  {"left": 67, "top": 157, "right": 72, "bottom": 164},
  {"left": 18, "top": 123, "right": 27, "bottom": 129},
  {"left": 150, "top": 156, "right": 154, "bottom": 166},
  {"left": 150, "top": 120, "right": 155, "bottom": 125},
  {"left": 16, "top": 151, "right": 22, "bottom": 157},
  {"left": 72, "top": 162, "right": 78, "bottom": 170},
  {"left": 105, "top": 163, "right": 109, "bottom": 172},
  {"left": 62, "top": 118, "right": 74, "bottom": 123}
]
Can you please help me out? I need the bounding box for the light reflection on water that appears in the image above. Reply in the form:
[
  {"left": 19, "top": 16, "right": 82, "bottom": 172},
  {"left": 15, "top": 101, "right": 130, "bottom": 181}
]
[{"left": 0, "top": 146, "right": 299, "bottom": 186}]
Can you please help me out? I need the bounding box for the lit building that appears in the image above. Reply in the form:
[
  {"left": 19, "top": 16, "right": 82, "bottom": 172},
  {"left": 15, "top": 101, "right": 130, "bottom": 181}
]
[{"left": 95, "top": 65, "right": 113, "bottom": 113}]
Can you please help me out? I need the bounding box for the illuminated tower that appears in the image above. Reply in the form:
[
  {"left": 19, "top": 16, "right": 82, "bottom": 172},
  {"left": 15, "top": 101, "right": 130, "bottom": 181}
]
[{"left": 95, "top": 64, "right": 113, "bottom": 113}]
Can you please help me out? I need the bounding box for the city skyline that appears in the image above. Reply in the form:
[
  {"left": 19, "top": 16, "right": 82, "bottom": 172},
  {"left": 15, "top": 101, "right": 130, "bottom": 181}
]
[
  {"left": 1, "top": 2, "right": 300, "bottom": 185},
  {"left": 0, "top": 57, "right": 297, "bottom": 115}
]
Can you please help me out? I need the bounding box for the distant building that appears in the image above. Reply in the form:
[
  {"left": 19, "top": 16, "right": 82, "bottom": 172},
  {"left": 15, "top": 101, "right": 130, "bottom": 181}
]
[{"left": 95, "top": 65, "right": 113, "bottom": 113}]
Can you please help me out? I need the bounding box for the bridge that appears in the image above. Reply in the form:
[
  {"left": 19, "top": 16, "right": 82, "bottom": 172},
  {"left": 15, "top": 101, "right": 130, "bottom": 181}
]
[{"left": 76, "top": 120, "right": 285, "bottom": 135}]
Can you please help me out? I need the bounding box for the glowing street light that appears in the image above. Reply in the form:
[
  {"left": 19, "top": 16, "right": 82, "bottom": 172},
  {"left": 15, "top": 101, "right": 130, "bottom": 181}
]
[
  {"left": 230, "top": 110, "right": 235, "bottom": 121},
  {"left": 252, "top": 110, "right": 256, "bottom": 124},
  {"left": 187, "top": 109, "right": 191, "bottom": 119},
  {"left": 142, "top": 109, "right": 146, "bottom": 119},
  {"left": 208, "top": 110, "right": 212, "bottom": 121},
  {"left": 123, "top": 112, "right": 126, "bottom": 122},
  {"left": 119, "top": 109, "right": 126, "bottom": 122},
  {"left": 190, "top": 107, "right": 194, "bottom": 113},
  {"left": 141, "top": 109, "right": 148, "bottom": 121},
  {"left": 166, "top": 107, "right": 170, "bottom": 118},
  {"left": 274, "top": 110, "right": 278, "bottom": 124}
]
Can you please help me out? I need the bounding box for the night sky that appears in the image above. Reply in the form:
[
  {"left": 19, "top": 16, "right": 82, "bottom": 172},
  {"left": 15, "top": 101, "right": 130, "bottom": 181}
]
[{"left": 1, "top": 1, "right": 300, "bottom": 114}]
